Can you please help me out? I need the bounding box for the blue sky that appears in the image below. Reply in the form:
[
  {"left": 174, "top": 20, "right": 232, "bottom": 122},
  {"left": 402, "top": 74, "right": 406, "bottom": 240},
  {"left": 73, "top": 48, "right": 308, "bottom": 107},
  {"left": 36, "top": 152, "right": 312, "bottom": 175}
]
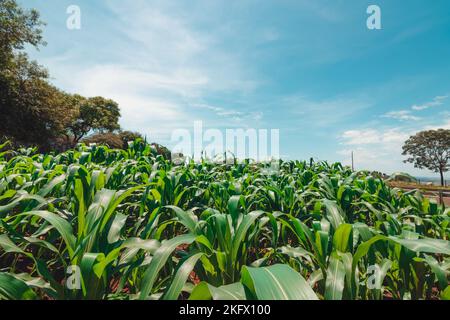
[{"left": 24, "top": 0, "right": 450, "bottom": 177}]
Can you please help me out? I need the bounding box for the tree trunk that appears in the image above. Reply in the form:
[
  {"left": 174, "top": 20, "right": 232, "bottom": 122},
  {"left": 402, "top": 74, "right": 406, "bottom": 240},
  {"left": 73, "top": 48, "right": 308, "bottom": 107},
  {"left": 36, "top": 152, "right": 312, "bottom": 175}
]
[{"left": 440, "top": 169, "right": 445, "bottom": 187}]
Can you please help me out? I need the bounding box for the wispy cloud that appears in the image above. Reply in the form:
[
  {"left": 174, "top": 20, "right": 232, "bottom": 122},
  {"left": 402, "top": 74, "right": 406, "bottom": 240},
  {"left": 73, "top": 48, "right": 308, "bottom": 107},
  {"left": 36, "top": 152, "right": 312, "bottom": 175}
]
[
  {"left": 382, "top": 110, "right": 421, "bottom": 121},
  {"left": 103, "top": 1, "right": 262, "bottom": 95},
  {"left": 411, "top": 95, "right": 448, "bottom": 111},
  {"left": 338, "top": 115, "right": 450, "bottom": 174},
  {"left": 192, "top": 103, "right": 263, "bottom": 123},
  {"left": 379, "top": 94, "right": 448, "bottom": 123},
  {"left": 27, "top": 0, "right": 450, "bottom": 174},
  {"left": 341, "top": 128, "right": 408, "bottom": 146},
  {"left": 40, "top": 0, "right": 267, "bottom": 144},
  {"left": 338, "top": 128, "right": 411, "bottom": 173},
  {"left": 338, "top": 92, "right": 450, "bottom": 173}
]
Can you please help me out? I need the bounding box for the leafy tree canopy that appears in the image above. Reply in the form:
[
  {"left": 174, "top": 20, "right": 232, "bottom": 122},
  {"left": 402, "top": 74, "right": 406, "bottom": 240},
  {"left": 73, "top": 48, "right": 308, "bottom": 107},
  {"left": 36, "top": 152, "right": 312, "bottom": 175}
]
[
  {"left": 0, "top": 0, "right": 169, "bottom": 155},
  {"left": 0, "top": 53, "right": 72, "bottom": 148},
  {"left": 83, "top": 131, "right": 143, "bottom": 150},
  {"left": 67, "top": 95, "right": 121, "bottom": 143},
  {"left": 402, "top": 129, "right": 450, "bottom": 186},
  {"left": 0, "top": 0, "right": 121, "bottom": 150},
  {"left": 0, "top": 0, "right": 45, "bottom": 62}
]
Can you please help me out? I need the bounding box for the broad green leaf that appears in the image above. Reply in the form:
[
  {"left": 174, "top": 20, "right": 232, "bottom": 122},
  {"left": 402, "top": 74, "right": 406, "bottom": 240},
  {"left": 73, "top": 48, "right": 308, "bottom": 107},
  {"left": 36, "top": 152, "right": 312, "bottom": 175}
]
[
  {"left": 163, "top": 253, "right": 203, "bottom": 300},
  {"left": 241, "top": 264, "right": 318, "bottom": 300},
  {"left": 37, "top": 173, "right": 66, "bottom": 197},
  {"left": 325, "top": 253, "right": 345, "bottom": 300},
  {"left": 12, "top": 211, "right": 76, "bottom": 257},
  {"left": 107, "top": 213, "right": 127, "bottom": 243},
  {"left": 166, "top": 205, "right": 198, "bottom": 233},
  {"left": 189, "top": 282, "right": 246, "bottom": 300},
  {"left": 231, "top": 210, "right": 264, "bottom": 263},
  {"left": 0, "top": 273, "right": 36, "bottom": 300},
  {"left": 333, "top": 223, "right": 353, "bottom": 253},
  {"left": 322, "top": 199, "right": 344, "bottom": 229},
  {"left": 139, "top": 234, "right": 196, "bottom": 299},
  {"left": 442, "top": 285, "right": 450, "bottom": 300}
]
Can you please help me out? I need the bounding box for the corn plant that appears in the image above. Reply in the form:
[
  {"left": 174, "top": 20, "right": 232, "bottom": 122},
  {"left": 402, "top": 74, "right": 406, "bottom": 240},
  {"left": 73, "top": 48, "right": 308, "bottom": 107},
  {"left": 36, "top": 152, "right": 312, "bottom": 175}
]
[{"left": 0, "top": 141, "right": 449, "bottom": 300}]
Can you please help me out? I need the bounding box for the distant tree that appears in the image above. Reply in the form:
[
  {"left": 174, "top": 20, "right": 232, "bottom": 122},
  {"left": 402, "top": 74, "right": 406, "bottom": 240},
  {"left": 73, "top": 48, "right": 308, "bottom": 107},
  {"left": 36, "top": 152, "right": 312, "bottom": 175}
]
[
  {"left": 402, "top": 129, "right": 450, "bottom": 186},
  {"left": 82, "top": 132, "right": 124, "bottom": 149},
  {"left": 119, "top": 131, "right": 143, "bottom": 148},
  {"left": 82, "top": 131, "right": 143, "bottom": 149},
  {"left": 0, "top": 0, "right": 77, "bottom": 150},
  {"left": 370, "top": 171, "right": 389, "bottom": 180},
  {"left": 151, "top": 143, "right": 171, "bottom": 160},
  {"left": 67, "top": 96, "right": 121, "bottom": 143},
  {"left": 0, "top": 0, "right": 122, "bottom": 151},
  {"left": 0, "top": 53, "right": 75, "bottom": 149},
  {"left": 82, "top": 131, "right": 171, "bottom": 159}
]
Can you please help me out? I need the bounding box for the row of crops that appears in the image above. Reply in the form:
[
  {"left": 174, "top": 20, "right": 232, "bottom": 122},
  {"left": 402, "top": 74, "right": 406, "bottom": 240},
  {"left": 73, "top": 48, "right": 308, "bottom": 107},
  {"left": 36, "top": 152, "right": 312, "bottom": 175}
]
[{"left": 0, "top": 140, "right": 449, "bottom": 300}]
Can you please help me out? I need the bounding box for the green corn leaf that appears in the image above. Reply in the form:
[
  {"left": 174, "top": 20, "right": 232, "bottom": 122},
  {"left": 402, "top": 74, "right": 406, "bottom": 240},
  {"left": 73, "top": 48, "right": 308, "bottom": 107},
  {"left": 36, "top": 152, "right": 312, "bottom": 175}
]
[
  {"left": 0, "top": 273, "right": 37, "bottom": 300},
  {"left": 139, "top": 234, "right": 196, "bottom": 300},
  {"left": 189, "top": 282, "right": 246, "bottom": 300},
  {"left": 166, "top": 205, "right": 198, "bottom": 234},
  {"left": 241, "top": 264, "right": 318, "bottom": 300},
  {"left": 333, "top": 223, "right": 353, "bottom": 253},
  {"left": 324, "top": 253, "right": 345, "bottom": 300},
  {"left": 11, "top": 211, "right": 76, "bottom": 257},
  {"left": 163, "top": 253, "right": 203, "bottom": 300}
]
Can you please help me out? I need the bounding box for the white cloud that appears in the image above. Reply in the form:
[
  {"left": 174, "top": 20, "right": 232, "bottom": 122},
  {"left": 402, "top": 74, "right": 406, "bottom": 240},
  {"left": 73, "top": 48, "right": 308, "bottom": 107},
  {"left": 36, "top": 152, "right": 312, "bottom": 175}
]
[
  {"left": 382, "top": 110, "right": 421, "bottom": 121},
  {"left": 71, "top": 65, "right": 208, "bottom": 99},
  {"left": 338, "top": 115, "right": 450, "bottom": 174},
  {"left": 411, "top": 95, "right": 448, "bottom": 111},
  {"left": 337, "top": 92, "right": 450, "bottom": 174},
  {"left": 103, "top": 1, "right": 261, "bottom": 95},
  {"left": 38, "top": 1, "right": 266, "bottom": 145},
  {"left": 340, "top": 128, "right": 408, "bottom": 146},
  {"left": 338, "top": 128, "right": 410, "bottom": 173},
  {"left": 192, "top": 103, "right": 263, "bottom": 124},
  {"left": 381, "top": 94, "right": 449, "bottom": 122},
  {"left": 340, "top": 129, "right": 380, "bottom": 145}
]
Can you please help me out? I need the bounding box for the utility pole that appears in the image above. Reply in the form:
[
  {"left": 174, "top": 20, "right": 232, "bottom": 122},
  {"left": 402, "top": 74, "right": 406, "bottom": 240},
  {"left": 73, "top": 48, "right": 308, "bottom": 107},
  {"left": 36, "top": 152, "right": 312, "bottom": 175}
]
[{"left": 351, "top": 151, "right": 354, "bottom": 171}]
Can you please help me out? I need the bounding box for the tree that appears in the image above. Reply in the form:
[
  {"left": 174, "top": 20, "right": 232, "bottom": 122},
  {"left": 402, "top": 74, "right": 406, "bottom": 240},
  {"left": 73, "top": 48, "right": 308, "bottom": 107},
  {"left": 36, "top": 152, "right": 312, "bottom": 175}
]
[
  {"left": 402, "top": 129, "right": 450, "bottom": 186},
  {"left": 0, "top": 0, "right": 72, "bottom": 149},
  {"left": 82, "top": 132, "right": 124, "bottom": 149},
  {"left": 82, "top": 131, "right": 142, "bottom": 149},
  {"left": 0, "top": 0, "right": 45, "bottom": 65},
  {"left": 0, "top": 53, "right": 74, "bottom": 149},
  {"left": 67, "top": 96, "right": 121, "bottom": 143},
  {"left": 151, "top": 143, "right": 171, "bottom": 160},
  {"left": 119, "top": 131, "right": 143, "bottom": 148},
  {"left": 0, "top": 0, "right": 122, "bottom": 151}
]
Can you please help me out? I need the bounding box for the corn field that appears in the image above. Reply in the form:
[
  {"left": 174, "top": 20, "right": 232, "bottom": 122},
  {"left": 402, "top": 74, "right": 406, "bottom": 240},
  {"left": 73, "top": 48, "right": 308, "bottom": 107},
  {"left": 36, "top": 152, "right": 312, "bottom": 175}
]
[{"left": 0, "top": 140, "right": 449, "bottom": 300}]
